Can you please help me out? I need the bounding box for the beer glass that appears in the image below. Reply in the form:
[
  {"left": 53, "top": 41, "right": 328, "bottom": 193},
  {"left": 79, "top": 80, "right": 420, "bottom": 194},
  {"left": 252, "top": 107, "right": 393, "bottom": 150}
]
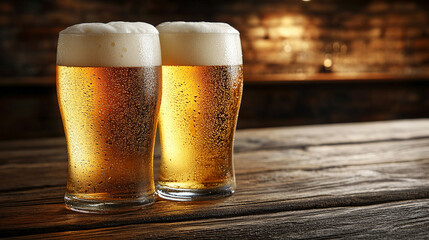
[
  {"left": 56, "top": 22, "right": 162, "bottom": 213},
  {"left": 156, "top": 22, "right": 243, "bottom": 201}
]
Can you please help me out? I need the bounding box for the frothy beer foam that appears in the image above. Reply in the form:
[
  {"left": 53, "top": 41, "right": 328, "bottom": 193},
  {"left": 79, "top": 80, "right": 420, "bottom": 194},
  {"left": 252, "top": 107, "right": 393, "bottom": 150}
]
[
  {"left": 57, "top": 22, "right": 161, "bottom": 67},
  {"left": 156, "top": 22, "right": 242, "bottom": 66}
]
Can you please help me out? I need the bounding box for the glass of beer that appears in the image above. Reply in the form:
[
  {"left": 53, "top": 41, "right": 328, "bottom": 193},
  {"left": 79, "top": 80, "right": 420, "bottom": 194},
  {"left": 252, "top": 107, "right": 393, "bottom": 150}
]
[
  {"left": 56, "top": 22, "right": 162, "bottom": 213},
  {"left": 156, "top": 22, "right": 243, "bottom": 201}
]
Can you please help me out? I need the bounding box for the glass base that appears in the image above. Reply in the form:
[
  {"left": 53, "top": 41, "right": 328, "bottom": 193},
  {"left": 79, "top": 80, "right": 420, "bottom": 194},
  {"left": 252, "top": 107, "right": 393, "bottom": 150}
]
[
  {"left": 64, "top": 192, "right": 156, "bottom": 214},
  {"left": 156, "top": 183, "right": 235, "bottom": 201}
]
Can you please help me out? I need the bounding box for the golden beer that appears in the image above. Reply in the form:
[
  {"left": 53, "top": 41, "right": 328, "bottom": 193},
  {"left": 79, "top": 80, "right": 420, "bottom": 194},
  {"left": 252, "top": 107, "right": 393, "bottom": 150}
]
[
  {"left": 156, "top": 22, "right": 243, "bottom": 200},
  {"left": 57, "top": 22, "right": 162, "bottom": 213},
  {"left": 158, "top": 65, "right": 243, "bottom": 189},
  {"left": 58, "top": 67, "right": 160, "bottom": 201}
]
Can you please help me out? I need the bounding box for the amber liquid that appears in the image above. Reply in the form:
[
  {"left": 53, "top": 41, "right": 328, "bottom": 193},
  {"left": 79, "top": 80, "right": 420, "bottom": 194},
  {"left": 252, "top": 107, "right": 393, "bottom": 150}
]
[
  {"left": 158, "top": 65, "right": 243, "bottom": 191},
  {"left": 57, "top": 66, "right": 161, "bottom": 203}
]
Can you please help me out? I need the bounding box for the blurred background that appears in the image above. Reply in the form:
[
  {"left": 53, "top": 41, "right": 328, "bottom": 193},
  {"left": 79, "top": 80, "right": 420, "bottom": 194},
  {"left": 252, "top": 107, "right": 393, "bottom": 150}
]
[{"left": 1, "top": 0, "right": 429, "bottom": 140}]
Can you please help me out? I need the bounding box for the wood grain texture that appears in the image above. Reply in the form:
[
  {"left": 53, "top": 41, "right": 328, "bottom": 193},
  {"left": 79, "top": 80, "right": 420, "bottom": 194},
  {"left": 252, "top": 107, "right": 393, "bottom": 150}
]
[
  {"left": 11, "top": 199, "right": 429, "bottom": 240},
  {"left": 234, "top": 119, "right": 429, "bottom": 152},
  {"left": 1, "top": 119, "right": 429, "bottom": 239}
]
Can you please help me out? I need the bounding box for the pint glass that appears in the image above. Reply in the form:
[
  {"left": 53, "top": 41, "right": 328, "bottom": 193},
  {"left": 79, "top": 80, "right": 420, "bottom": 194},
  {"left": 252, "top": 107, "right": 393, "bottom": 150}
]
[
  {"left": 156, "top": 22, "right": 243, "bottom": 201},
  {"left": 56, "top": 22, "right": 162, "bottom": 213}
]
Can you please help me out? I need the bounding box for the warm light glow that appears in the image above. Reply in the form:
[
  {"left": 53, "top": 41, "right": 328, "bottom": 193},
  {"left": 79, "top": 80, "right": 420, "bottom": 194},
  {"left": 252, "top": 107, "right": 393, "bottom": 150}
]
[
  {"left": 275, "top": 26, "right": 303, "bottom": 38},
  {"left": 324, "top": 58, "right": 333, "bottom": 68}
]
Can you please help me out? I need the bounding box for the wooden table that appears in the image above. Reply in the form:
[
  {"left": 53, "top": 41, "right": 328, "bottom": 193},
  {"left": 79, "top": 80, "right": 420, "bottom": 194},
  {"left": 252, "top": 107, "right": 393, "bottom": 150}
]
[{"left": 1, "top": 119, "right": 429, "bottom": 239}]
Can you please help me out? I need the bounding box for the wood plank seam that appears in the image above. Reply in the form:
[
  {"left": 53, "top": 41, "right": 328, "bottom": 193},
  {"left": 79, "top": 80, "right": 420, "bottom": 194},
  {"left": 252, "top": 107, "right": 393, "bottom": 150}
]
[{"left": 235, "top": 135, "right": 429, "bottom": 153}]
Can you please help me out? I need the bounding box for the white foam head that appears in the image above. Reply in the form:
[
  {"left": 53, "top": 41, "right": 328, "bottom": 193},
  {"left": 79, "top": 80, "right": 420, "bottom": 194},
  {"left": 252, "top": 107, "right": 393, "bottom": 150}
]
[
  {"left": 156, "top": 22, "right": 242, "bottom": 66},
  {"left": 57, "top": 22, "right": 161, "bottom": 67}
]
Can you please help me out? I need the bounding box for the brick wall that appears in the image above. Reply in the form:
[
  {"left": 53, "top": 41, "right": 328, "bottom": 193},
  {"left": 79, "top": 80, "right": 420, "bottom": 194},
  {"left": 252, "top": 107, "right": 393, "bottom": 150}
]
[
  {"left": 220, "top": 0, "right": 429, "bottom": 75},
  {"left": 1, "top": 0, "right": 429, "bottom": 77}
]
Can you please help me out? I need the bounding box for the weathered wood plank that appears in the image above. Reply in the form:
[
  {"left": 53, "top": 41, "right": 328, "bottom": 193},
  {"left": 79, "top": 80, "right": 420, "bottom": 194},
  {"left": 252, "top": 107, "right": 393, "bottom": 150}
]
[
  {"left": 6, "top": 199, "right": 429, "bottom": 239},
  {"left": 0, "top": 147, "right": 67, "bottom": 165},
  {"left": 1, "top": 119, "right": 429, "bottom": 238},
  {"left": 234, "top": 118, "right": 429, "bottom": 152},
  {"left": 2, "top": 187, "right": 429, "bottom": 238},
  {"left": 0, "top": 161, "right": 67, "bottom": 192},
  {"left": 0, "top": 138, "right": 66, "bottom": 151},
  {"left": 1, "top": 138, "right": 429, "bottom": 237}
]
